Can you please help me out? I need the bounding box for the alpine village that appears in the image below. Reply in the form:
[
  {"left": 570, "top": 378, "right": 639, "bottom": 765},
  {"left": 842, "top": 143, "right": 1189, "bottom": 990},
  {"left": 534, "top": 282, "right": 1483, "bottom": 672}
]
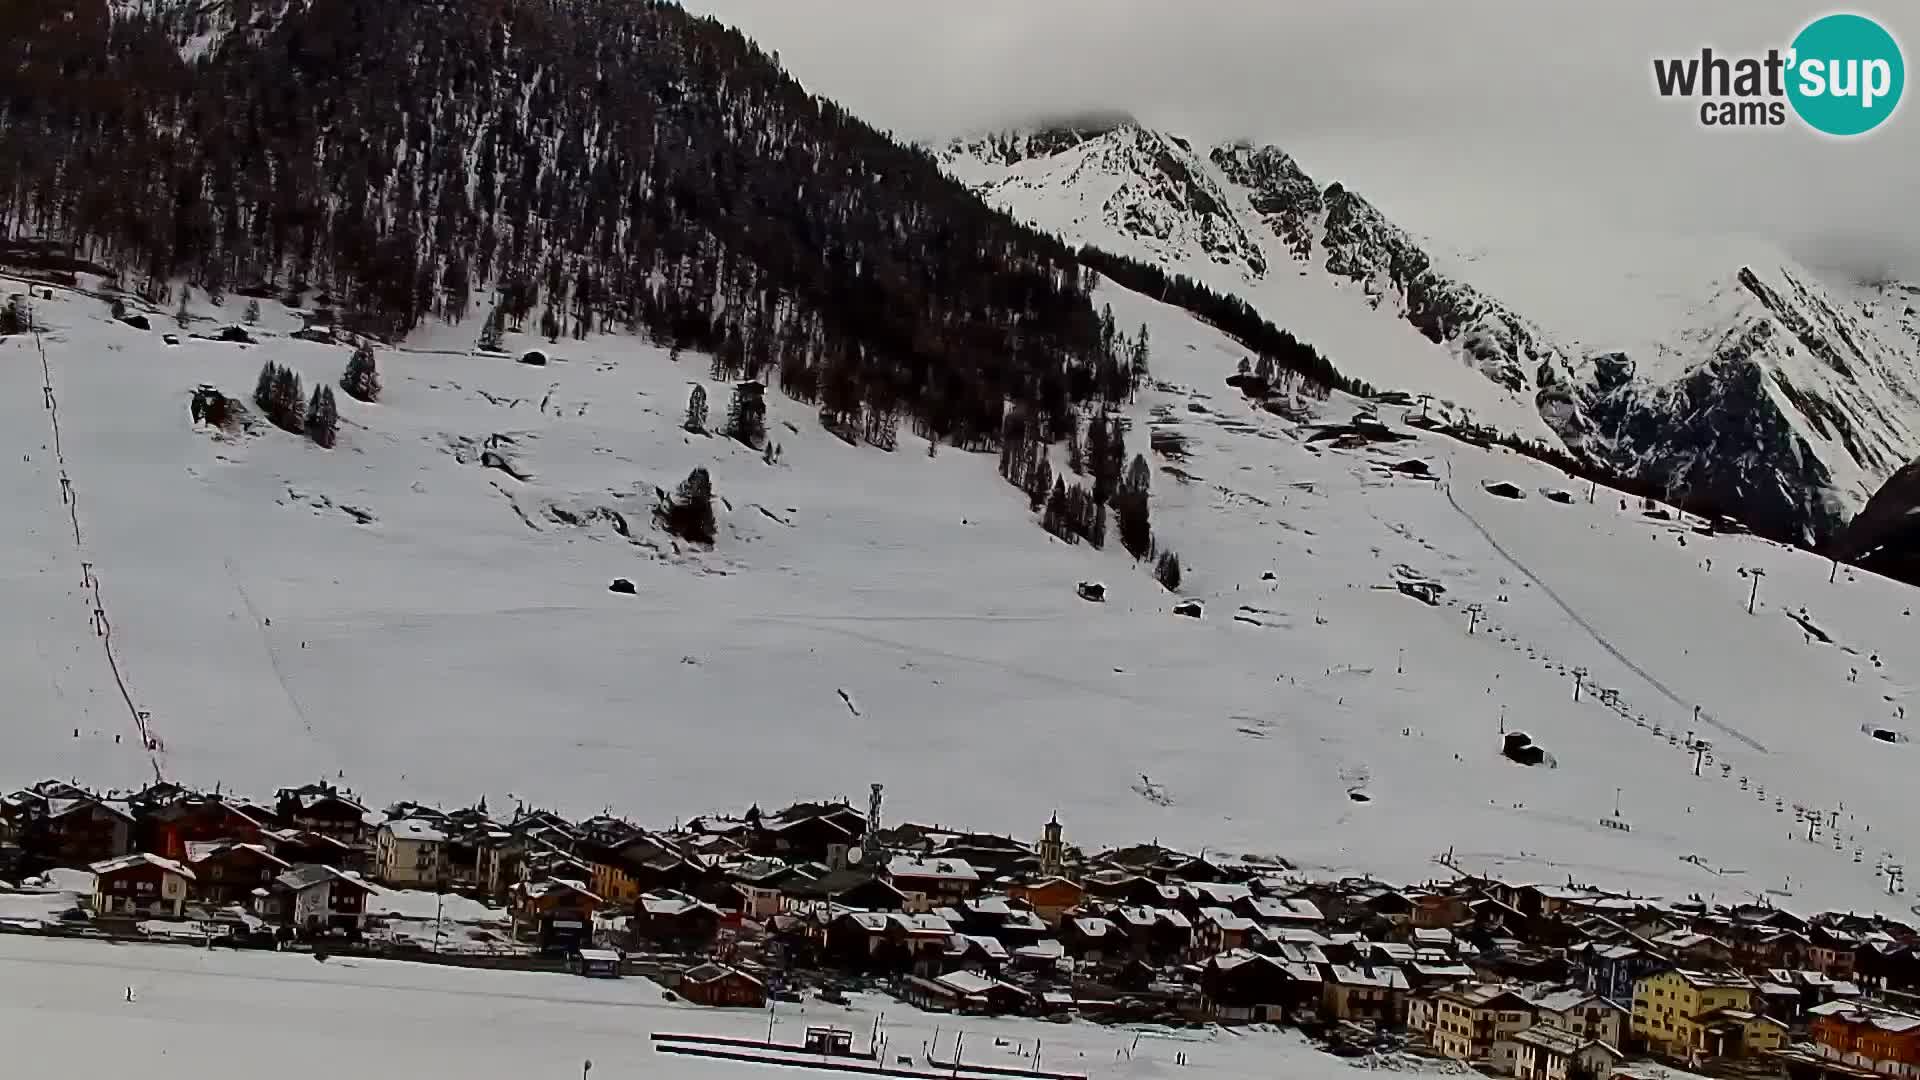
[{"left": 2, "top": 773, "right": 1918, "bottom": 1080}]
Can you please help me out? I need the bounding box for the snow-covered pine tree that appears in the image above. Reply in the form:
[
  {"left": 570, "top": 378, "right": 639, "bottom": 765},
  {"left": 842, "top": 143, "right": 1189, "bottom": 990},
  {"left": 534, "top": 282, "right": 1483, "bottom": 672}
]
[
  {"left": 1115, "top": 453, "right": 1153, "bottom": 560},
  {"left": 340, "top": 344, "right": 381, "bottom": 402},
  {"left": 683, "top": 384, "right": 708, "bottom": 433},
  {"left": 305, "top": 385, "right": 339, "bottom": 448}
]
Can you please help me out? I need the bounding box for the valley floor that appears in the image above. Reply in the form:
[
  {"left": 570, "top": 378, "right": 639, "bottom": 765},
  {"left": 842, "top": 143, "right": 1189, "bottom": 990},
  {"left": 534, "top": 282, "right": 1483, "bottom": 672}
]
[{"left": 0, "top": 934, "right": 1385, "bottom": 1080}]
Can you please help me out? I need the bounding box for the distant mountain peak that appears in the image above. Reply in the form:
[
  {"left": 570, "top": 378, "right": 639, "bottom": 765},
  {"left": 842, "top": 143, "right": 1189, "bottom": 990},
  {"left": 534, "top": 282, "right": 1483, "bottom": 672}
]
[{"left": 939, "top": 121, "right": 1920, "bottom": 545}]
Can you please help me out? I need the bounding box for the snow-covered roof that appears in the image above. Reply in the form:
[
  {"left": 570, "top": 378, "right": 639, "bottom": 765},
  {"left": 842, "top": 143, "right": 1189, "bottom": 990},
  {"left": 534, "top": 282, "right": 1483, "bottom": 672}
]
[
  {"left": 966, "top": 896, "right": 1011, "bottom": 916},
  {"left": 1412, "top": 927, "right": 1454, "bottom": 945},
  {"left": 90, "top": 853, "right": 195, "bottom": 880},
  {"left": 1072, "top": 917, "right": 1115, "bottom": 938},
  {"left": 382, "top": 818, "right": 448, "bottom": 843},
  {"left": 1530, "top": 988, "right": 1620, "bottom": 1014},
  {"left": 575, "top": 948, "right": 621, "bottom": 962},
  {"left": 1514, "top": 1024, "right": 1590, "bottom": 1057},
  {"left": 277, "top": 864, "right": 369, "bottom": 893},
  {"left": 936, "top": 970, "right": 1022, "bottom": 997},
  {"left": 963, "top": 934, "right": 1009, "bottom": 959},
  {"left": 1192, "top": 882, "right": 1252, "bottom": 905},
  {"left": 1248, "top": 896, "right": 1325, "bottom": 923},
  {"left": 639, "top": 892, "right": 715, "bottom": 917},
  {"left": 1200, "top": 906, "right": 1253, "bottom": 932},
  {"left": 887, "top": 855, "right": 978, "bottom": 883},
  {"left": 1014, "top": 939, "right": 1065, "bottom": 960},
  {"left": 1413, "top": 962, "right": 1477, "bottom": 980},
  {"left": 1331, "top": 965, "right": 1408, "bottom": 990}
]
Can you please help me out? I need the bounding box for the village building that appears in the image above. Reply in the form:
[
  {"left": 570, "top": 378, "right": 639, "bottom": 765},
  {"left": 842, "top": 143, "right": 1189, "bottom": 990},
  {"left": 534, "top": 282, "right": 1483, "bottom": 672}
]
[
  {"left": 260, "top": 864, "right": 374, "bottom": 936},
  {"left": 89, "top": 853, "right": 195, "bottom": 918},
  {"left": 142, "top": 793, "right": 272, "bottom": 861},
  {"left": 630, "top": 891, "right": 725, "bottom": 952},
  {"left": 886, "top": 854, "right": 980, "bottom": 910},
  {"left": 275, "top": 783, "right": 370, "bottom": 846},
  {"left": 1631, "top": 969, "right": 1784, "bottom": 1061},
  {"left": 1008, "top": 877, "right": 1083, "bottom": 927},
  {"left": 508, "top": 877, "right": 602, "bottom": 953},
  {"left": 1529, "top": 988, "right": 1629, "bottom": 1049},
  {"left": 372, "top": 818, "right": 450, "bottom": 888},
  {"left": 185, "top": 840, "right": 292, "bottom": 906},
  {"left": 1200, "top": 950, "right": 1322, "bottom": 1023},
  {"left": 1430, "top": 984, "right": 1538, "bottom": 1070},
  {"left": 1807, "top": 1000, "right": 1920, "bottom": 1076},
  {"left": 1323, "top": 964, "right": 1409, "bottom": 1024},
  {"left": 827, "top": 911, "right": 953, "bottom": 977},
  {"left": 1512, "top": 1023, "right": 1623, "bottom": 1080},
  {"left": 678, "top": 963, "right": 765, "bottom": 1008},
  {"left": 901, "top": 970, "right": 1030, "bottom": 1015}
]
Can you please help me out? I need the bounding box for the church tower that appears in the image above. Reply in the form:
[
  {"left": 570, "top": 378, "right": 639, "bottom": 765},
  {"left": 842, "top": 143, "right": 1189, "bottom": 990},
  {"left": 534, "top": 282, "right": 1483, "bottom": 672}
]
[{"left": 1038, "top": 811, "right": 1065, "bottom": 878}]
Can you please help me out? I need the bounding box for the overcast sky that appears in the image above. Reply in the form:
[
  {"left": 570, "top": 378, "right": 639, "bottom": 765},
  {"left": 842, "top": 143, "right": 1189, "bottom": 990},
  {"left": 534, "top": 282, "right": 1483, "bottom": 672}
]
[{"left": 684, "top": 0, "right": 1920, "bottom": 280}]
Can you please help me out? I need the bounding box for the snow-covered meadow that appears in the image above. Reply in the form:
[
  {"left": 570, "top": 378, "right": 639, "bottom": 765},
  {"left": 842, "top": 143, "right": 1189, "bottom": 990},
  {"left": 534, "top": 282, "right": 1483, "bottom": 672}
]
[
  {"left": 0, "top": 933, "right": 1414, "bottom": 1080},
  {"left": 4, "top": 270, "right": 1920, "bottom": 915}
]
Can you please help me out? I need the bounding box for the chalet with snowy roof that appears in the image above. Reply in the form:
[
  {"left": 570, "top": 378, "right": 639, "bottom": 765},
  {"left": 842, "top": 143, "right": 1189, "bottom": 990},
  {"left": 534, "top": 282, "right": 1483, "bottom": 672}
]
[
  {"left": 153, "top": 798, "right": 275, "bottom": 863},
  {"left": 748, "top": 802, "right": 866, "bottom": 863},
  {"left": 584, "top": 832, "right": 708, "bottom": 905},
  {"left": 901, "top": 970, "right": 1030, "bottom": 1015},
  {"left": 508, "top": 877, "right": 603, "bottom": 952},
  {"left": 1810, "top": 923, "right": 1864, "bottom": 979},
  {"left": 1061, "top": 915, "right": 1119, "bottom": 964},
  {"left": 678, "top": 963, "right": 765, "bottom": 1008},
  {"left": 779, "top": 868, "right": 908, "bottom": 916},
  {"left": 185, "top": 840, "right": 292, "bottom": 905},
  {"left": 629, "top": 891, "right": 725, "bottom": 951},
  {"left": 827, "top": 911, "right": 953, "bottom": 977},
  {"left": 1196, "top": 907, "right": 1257, "bottom": 957},
  {"left": 5, "top": 783, "right": 135, "bottom": 870},
  {"left": 1807, "top": 1000, "right": 1920, "bottom": 1074},
  {"left": 260, "top": 864, "right": 373, "bottom": 936},
  {"left": 1200, "top": 949, "right": 1322, "bottom": 1023},
  {"left": 260, "top": 828, "right": 354, "bottom": 869},
  {"left": 1512, "top": 1023, "right": 1623, "bottom": 1080},
  {"left": 274, "top": 783, "right": 370, "bottom": 846},
  {"left": 1007, "top": 877, "right": 1083, "bottom": 926},
  {"left": 372, "top": 817, "right": 450, "bottom": 888},
  {"left": 945, "top": 933, "right": 1010, "bottom": 976},
  {"left": 886, "top": 853, "right": 980, "bottom": 909},
  {"left": 90, "top": 853, "right": 196, "bottom": 918},
  {"left": 1528, "top": 988, "right": 1628, "bottom": 1048},
  {"left": 1323, "top": 963, "right": 1409, "bottom": 1023}
]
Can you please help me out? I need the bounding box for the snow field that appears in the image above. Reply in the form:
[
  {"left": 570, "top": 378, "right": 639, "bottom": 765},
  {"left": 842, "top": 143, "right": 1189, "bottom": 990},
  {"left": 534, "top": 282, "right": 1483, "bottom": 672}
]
[{"left": 2, "top": 272, "right": 1918, "bottom": 916}]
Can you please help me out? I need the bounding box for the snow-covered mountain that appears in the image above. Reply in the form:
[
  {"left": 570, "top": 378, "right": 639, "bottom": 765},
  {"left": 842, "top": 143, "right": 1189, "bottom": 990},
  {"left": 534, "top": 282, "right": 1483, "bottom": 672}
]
[
  {"left": 939, "top": 119, "right": 1920, "bottom": 545},
  {"left": 106, "top": 0, "right": 310, "bottom": 62},
  {"left": 8, "top": 267, "right": 1920, "bottom": 915}
]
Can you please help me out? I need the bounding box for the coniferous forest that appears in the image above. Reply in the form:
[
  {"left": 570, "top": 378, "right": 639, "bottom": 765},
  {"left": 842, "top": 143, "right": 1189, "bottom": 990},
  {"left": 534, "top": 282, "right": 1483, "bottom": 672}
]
[{"left": 0, "top": 0, "right": 1374, "bottom": 572}]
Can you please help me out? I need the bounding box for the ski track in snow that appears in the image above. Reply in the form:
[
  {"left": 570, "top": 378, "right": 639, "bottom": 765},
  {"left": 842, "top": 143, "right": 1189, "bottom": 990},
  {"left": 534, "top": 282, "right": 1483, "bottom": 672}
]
[{"left": 1441, "top": 469, "right": 1770, "bottom": 755}]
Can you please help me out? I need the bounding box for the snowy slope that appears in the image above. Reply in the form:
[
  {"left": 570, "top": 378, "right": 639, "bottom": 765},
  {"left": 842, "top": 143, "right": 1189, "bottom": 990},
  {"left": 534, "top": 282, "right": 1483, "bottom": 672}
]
[
  {"left": 939, "top": 121, "right": 1920, "bottom": 545},
  {"left": 6, "top": 272, "right": 1920, "bottom": 917},
  {"left": 104, "top": 0, "right": 310, "bottom": 63}
]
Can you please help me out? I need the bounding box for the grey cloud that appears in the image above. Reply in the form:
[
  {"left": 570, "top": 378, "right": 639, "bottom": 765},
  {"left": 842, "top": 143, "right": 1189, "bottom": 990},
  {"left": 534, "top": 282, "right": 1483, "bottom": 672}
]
[{"left": 685, "top": 0, "right": 1920, "bottom": 279}]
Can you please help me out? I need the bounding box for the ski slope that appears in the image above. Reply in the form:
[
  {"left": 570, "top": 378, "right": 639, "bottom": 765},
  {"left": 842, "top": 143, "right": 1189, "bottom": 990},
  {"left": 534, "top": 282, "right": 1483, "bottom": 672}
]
[
  {"left": 4, "top": 273, "right": 1920, "bottom": 914},
  {"left": 0, "top": 934, "right": 1401, "bottom": 1079}
]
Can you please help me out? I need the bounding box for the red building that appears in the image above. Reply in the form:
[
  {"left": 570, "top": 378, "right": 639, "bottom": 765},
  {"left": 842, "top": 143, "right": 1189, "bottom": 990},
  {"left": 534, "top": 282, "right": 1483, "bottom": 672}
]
[{"left": 148, "top": 797, "right": 271, "bottom": 861}]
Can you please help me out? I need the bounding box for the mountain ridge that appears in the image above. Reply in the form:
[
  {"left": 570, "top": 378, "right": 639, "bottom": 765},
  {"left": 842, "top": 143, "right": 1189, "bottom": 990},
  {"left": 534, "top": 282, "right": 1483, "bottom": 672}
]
[{"left": 938, "top": 118, "right": 1920, "bottom": 546}]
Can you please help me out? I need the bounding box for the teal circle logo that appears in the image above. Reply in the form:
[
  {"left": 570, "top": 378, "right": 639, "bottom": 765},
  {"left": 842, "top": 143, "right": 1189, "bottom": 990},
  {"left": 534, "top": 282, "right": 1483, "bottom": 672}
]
[{"left": 1787, "top": 13, "right": 1905, "bottom": 136}]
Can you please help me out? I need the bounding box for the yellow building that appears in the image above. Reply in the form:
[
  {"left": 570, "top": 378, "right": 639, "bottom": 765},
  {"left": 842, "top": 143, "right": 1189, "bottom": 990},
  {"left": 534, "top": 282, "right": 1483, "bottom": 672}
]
[{"left": 1632, "top": 969, "right": 1785, "bottom": 1060}]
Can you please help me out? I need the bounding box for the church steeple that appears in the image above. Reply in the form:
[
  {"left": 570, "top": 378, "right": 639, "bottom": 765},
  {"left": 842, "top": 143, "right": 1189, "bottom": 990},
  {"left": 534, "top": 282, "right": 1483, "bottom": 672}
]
[{"left": 1038, "top": 811, "right": 1065, "bottom": 878}]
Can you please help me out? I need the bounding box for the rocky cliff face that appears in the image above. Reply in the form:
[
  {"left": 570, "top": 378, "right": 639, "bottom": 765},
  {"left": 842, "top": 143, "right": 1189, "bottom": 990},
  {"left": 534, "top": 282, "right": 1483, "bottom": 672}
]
[{"left": 940, "top": 120, "right": 1920, "bottom": 545}]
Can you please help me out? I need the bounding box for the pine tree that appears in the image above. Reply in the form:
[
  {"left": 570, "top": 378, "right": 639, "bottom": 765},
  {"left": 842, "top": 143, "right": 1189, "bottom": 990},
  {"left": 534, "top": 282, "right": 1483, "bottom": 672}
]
[
  {"left": 1086, "top": 415, "right": 1112, "bottom": 502},
  {"left": 1027, "top": 455, "right": 1052, "bottom": 513},
  {"left": 268, "top": 366, "right": 306, "bottom": 433},
  {"left": 254, "top": 361, "right": 278, "bottom": 413},
  {"left": 664, "top": 466, "right": 716, "bottom": 544},
  {"left": 1066, "top": 418, "right": 1084, "bottom": 475},
  {"left": 305, "top": 385, "right": 339, "bottom": 448},
  {"left": 1154, "top": 550, "right": 1182, "bottom": 591},
  {"left": 1043, "top": 478, "right": 1071, "bottom": 541},
  {"left": 1115, "top": 453, "right": 1153, "bottom": 560},
  {"left": 684, "top": 384, "right": 708, "bottom": 433},
  {"left": 477, "top": 308, "right": 504, "bottom": 353},
  {"left": 340, "top": 344, "right": 381, "bottom": 402},
  {"left": 723, "top": 381, "right": 766, "bottom": 448},
  {"left": 1090, "top": 501, "right": 1107, "bottom": 549},
  {"left": 244, "top": 299, "right": 262, "bottom": 325},
  {"left": 174, "top": 291, "right": 191, "bottom": 330},
  {"left": 1130, "top": 323, "right": 1151, "bottom": 395}
]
